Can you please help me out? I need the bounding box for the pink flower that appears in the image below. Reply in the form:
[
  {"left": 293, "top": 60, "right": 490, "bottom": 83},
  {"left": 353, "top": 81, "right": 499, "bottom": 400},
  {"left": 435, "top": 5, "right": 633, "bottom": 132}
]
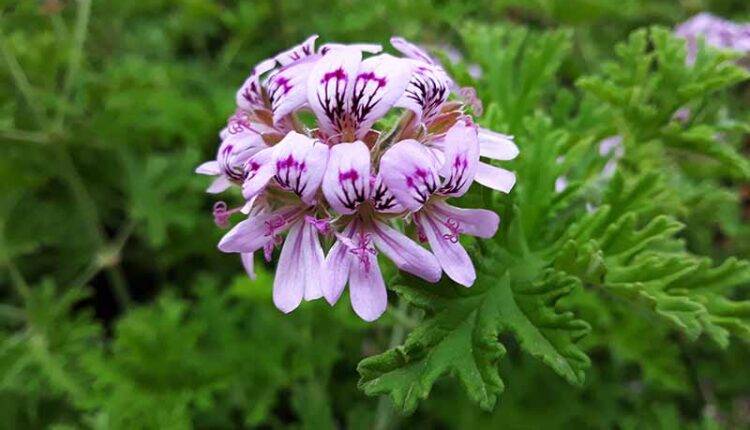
[
  {"left": 197, "top": 36, "right": 518, "bottom": 320},
  {"left": 320, "top": 142, "right": 441, "bottom": 321},
  {"left": 380, "top": 120, "right": 500, "bottom": 286}
]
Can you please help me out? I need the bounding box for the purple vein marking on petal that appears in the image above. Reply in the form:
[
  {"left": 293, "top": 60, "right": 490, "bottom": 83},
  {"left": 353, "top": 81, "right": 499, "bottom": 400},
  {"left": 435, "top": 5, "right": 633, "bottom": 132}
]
[
  {"left": 440, "top": 154, "right": 469, "bottom": 194},
  {"left": 274, "top": 154, "right": 308, "bottom": 197},
  {"left": 336, "top": 168, "right": 366, "bottom": 210},
  {"left": 405, "top": 167, "right": 437, "bottom": 204},
  {"left": 404, "top": 66, "right": 447, "bottom": 121},
  {"left": 351, "top": 71, "right": 388, "bottom": 123},
  {"left": 372, "top": 176, "right": 397, "bottom": 212},
  {"left": 317, "top": 68, "right": 349, "bottom": 129},
  {"left": 269, "top": 75, "right": 294, "bottom": 108}
]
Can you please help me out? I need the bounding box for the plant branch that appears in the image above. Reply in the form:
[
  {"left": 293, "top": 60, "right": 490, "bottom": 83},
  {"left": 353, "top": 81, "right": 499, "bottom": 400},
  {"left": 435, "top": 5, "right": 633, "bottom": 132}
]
[
  {"left": 54, "top": 0, "right": 92, "bottom": 131},
  {"left": 0, "top": 128, "right": 51, "bottom": 145},
  {"left": 0, "top": 26, "right": 47, "bottom": 126}
]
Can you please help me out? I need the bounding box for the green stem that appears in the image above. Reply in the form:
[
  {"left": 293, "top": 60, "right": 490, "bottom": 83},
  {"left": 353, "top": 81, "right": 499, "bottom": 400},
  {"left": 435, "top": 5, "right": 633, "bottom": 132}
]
[
  {"left": 0, "top": 128, "right": 50, "bottom": 145},
  {"left": 6, "top": 259, "right": 31, "bottom": 300},
  {"left": 0, "top": 26, "right": 47, "bottom": 125},
  {"left": 55, "top": 145, "right": 132, "bottom": 309},
  {"left": 54, "top": 0, "right": 91, "bottom": 131}
]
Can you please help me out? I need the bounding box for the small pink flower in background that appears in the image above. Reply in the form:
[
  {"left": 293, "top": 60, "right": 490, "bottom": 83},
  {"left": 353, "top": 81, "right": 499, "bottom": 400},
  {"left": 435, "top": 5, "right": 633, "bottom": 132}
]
[
  {"left": 197, "top": 35, "right": 518, "bottom": 321},
  {"left": 675, "top": 13, "right": 750, "bottom": 66}
]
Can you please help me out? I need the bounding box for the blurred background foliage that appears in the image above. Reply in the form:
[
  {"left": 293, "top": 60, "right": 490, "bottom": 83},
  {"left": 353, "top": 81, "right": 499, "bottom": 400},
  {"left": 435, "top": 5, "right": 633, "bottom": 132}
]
[{"left": 0, "top": 0, "right": 749, "bottom": 429}]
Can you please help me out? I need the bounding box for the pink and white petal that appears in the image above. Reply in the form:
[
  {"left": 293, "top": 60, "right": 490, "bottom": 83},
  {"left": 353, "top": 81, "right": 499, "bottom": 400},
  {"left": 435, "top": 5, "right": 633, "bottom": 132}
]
[
  {"left": 439, "top": 119, "right": 480, "bottom": 197},
  {"left": 218, "top": 206, "right": 298, "bottom": 253},
  {"left": 323, "top": 221, "right": 357, "bottom": 304},
  {"left": 271, "top": 132, "right": 329, "bottom": 204},
  {"left": 275, "top": 34, "right": 318, "bottom": 66},
  {"left": 379, "top": 139, "right": 440, "bottom": 212},
  {"left": 478, "top": 127, "right": 518, "bottom": 160},
  {"left": 474, "top": 161, "right": 516, "bottom": 194},
  {"left": 351, "top": 54, "right": 414, "bottom": 138},
  {"left": 319, "top": 43, "right": 382, "bottom": 55},
  {"left": 267, "top": 57, "right": 318, "bottom": 124},
  {"left": 348, "top": 249, "right": 387, "bottom": 322},
  {"left": 395, "top": 62, "right": 451, "bottom": 122},
  {"left": 241, "top": 252, "right": 257, "bottom": 280},
  {"left": 322, "top": 141, "right": 371, "bottom": 214},
  {"left": 207, "top": 176, "right": 232, "bottom": 194},
  {"left": 273, "top": 221, "right": 306, "bottom": 313},
  {"left": 390, "top": 37, "right": 436, "bottom": 64},
  {"left": 300, "top": 220, "right": 325, "bottom": 300},
  {"left": 307, "top": 47, "right": 362, "bottom": 136},
  {"left": 323, "top": 238, "right": 351, "bottom": 305},
  {"left": 195, "top": 160, "right": 220, "bottom": 175},
  {"left": 430, "top": 201, "right": 499, "bottom": 238},
  {"left": 371, "top": 174, "right": 404, "bottom": 213},
  {"left": 417, "top": 212, "right": 476, "bottom": 287},
  {"left": 371, "top": 220, "right": 441, "bottom": 282},
  {"left": 236, "top": 58, "right": 276, "bottom": 111},
  {"left": 222, "top": 131, "right": 269, "bottom": 165},
  {"left": 241, "top": 147, "right": 276, "bottom": 200},
  {"left": 217, "top": 132, "right": 269, "bottom": 182}
]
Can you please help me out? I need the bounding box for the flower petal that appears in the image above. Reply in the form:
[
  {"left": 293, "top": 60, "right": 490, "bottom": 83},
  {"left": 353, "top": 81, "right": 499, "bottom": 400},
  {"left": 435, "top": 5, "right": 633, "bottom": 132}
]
[
  {"left": 206, "top": 176, "right": 232, "bottom": 194},
  {"left": 272, "top": 131, "right": 330, "bottom": 204},
  {"left": 241, "top": 252, "right": 256, "bottom": 280},
  {"left": 195, "top": 160, "right": 220, "bottom": 175},
  {"left": 395, "top": 62, "right": 451, "bottom": 123},
  {"left": 348, "top": 246, "right": 387, "bottom": 322},
  {"left": 322, "top": 141, "right": 371, "bottom": 214},
  {"left": 429, "top": 201, "right": 499, "bottom": 238},
  {"left": 416, "top": 211, "right": 476, "bottom": 287},
  {"left": 273, "top": 219, "right": 325, "bottom": 313},
  {"left": 350, "top": 54, "right": 414, "bottom": 138},
  {"left": 273, "top": 221, "right": 305, "bottom": 313},
  {"left": 390, "top": 37, "right": 436, "bottom": 64},
  {"left": 371, "top": 173, "right": 404, "bottom": 213},
  {"left": 274, "top": 35, "right": 318, "bottom": 66},
  {"left": 267, "top": 57, "right": 318, "bottom": 124},
  {"left": 439, "top": 119, "right": 480, "bottom": 197},
  {"left": 371, "top": 220, "right": 441, "bottom": 282},
  {"left": 478, "top": 127, "right": 518, "bottom": 160},
  {"left": 241, "top": 147, "right": 276, "bottom": 200},
  {"left": 323, "top": 221, "right": 356, "bottom": 305},
  {"left": 236, "top": 58, "right": 276, "bottom": 111},
  {"left": 379, "top": 139, "right": 440, "bottom": 211},
  {"left": 307, "top": 46, "right": 362, "bottom": 137},
  {"left": 319, "top": 43, "right": 382, "bottom": 55},
  {"left": 219, "top": 131, "right": 268, "bottom": 182},
  {"left": 474, "top": 161, "right": 516, "bottom": 193},
  {"left": 218, "top": 206, "right": 299, "bottom": 253}
]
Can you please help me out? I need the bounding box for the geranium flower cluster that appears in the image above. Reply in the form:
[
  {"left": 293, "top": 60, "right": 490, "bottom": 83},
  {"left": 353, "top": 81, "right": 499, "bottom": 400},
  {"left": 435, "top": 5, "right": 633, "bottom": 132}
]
[{"left": 197, "top": 36, "right": 518, "bottom": 321}]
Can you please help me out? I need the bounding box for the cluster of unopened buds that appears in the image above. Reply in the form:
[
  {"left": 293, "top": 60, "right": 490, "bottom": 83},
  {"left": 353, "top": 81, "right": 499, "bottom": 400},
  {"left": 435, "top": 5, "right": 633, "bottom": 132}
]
[{"left": 197, "top": 35, "right": 518, "bottom": 321}]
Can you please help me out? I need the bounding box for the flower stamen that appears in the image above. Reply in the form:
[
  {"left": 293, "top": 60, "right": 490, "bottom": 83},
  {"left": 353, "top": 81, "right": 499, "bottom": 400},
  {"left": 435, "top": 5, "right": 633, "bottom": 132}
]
[{"left": 441, "top": 217, "right": 461, "bottom": 243}]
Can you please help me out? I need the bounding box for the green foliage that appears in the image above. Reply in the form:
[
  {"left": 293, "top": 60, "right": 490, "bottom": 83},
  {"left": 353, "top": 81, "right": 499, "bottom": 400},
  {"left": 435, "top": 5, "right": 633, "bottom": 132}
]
[{"left": 1, "top": 1, "right": 749, "bottom": 429}]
